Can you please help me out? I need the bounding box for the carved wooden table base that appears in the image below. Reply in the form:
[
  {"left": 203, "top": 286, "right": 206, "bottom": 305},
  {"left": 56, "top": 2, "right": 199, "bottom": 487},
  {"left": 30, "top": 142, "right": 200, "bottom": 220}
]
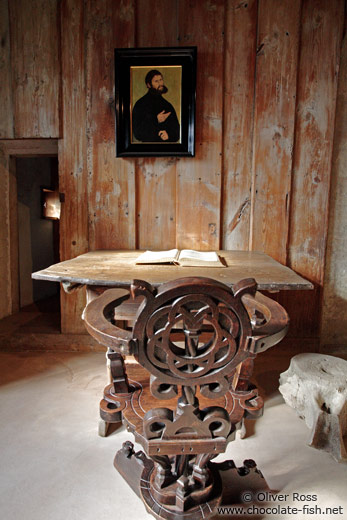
[
  {"left": 105, "top": 363, "right": 267, "bottom": 519},
  {"left": 84, "top": 277, "right": 289, "bottom": 519}
]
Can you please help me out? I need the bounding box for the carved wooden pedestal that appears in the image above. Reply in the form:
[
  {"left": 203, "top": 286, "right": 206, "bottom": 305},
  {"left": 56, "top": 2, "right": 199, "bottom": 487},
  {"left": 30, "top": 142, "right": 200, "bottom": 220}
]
[
  {"left": 84, "top": 276, "right": 289, "bottom": 520},
  {"left": 115, "top": 441, "right": 267, "bottom": 520}
]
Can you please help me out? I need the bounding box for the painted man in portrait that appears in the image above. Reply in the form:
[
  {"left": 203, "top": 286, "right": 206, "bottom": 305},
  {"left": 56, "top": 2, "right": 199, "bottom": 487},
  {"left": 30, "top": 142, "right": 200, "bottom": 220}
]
[{"left": 132, "top": 69, "right": 180, "bottom": 143}]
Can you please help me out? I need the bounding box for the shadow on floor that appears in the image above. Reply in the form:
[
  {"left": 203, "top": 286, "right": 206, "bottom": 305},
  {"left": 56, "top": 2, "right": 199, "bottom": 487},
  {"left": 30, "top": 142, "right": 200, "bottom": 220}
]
[{"left": 0, "top": 294, "right": 61, "bottom": 335}]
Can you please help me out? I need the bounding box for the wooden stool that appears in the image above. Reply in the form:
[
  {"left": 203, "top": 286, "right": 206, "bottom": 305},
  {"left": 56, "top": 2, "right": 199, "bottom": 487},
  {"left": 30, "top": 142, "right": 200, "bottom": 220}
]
[{"left": 84, "top": 276, "right": 289, "bottom": 519}]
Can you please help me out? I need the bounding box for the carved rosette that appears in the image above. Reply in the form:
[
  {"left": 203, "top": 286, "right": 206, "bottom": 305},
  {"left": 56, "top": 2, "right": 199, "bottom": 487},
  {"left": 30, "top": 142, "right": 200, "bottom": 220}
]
[
  {"left": 146, "top": 295, "right": 238, "bottom": 377},
  {"left": 131, "top": 278, "right": 255, "bottom": 397}
]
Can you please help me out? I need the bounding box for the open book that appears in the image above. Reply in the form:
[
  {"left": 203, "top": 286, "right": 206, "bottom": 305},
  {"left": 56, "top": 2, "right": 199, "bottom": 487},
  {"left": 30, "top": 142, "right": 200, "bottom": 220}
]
[{"left": 135, "top": 249, "right": 225, "bottom": 267}]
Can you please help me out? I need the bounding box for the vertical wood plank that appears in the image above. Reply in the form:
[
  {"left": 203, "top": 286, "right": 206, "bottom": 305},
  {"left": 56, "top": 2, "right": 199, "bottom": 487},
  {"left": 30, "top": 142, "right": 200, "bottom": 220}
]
[
  {"left": 86, "top": 0, "right": 136, "bottom": 250},
  {"left": 136, "top": 0, "right": 178, "bottom": 250},
  {"left": 250, "top": 0, "right": 301, "bottom": 262},
  {"left": 136, "top": 156, "right": 178, "bottom": 249},
  {"left": 59, "top": 0, "right": 88, "bottom": 333},
  {"left": 0, "top": 145, "right": 11, "bottom": 318},
  {"left": 285, "top": 0, "right": 344, "bottom": 338},
  {"left": 222, "top": 0, "right": 257, "bottom": 250},
  {"left": 9, "top": 157, "right": 19, "bottom": 313},
  {"left": 136, "top": 0, "right": 177, "bottom": 46},
  {"left": 289, "top": 0, "right": 344, "bottom": 285},
  {"left": 321, "top": 30, "right": 347, "bottom": 347},
  {"left": 9, "top": 0, "right": 60, "bottom": 138},
  {"left": 0, "top": 0, "right": 13, "bottom": 138},
  {"left": 176, "top": 0, "right": 225, "bottom": 250}
]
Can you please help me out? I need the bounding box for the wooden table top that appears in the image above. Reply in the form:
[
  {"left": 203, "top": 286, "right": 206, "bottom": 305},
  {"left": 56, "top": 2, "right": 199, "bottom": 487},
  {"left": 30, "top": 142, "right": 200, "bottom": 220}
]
[{"left": 32, "top": 250, "right": 313, "bottom": 291}]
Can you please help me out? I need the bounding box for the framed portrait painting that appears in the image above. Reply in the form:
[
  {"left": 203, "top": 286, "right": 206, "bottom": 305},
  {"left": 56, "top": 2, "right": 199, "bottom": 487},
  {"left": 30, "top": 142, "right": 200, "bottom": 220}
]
[{"left": 114, "top": 47, "right": 197, "bottom": 157}]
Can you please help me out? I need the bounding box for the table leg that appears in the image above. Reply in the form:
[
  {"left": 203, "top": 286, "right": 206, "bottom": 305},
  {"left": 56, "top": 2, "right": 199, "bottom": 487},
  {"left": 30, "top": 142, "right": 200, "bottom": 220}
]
[{"left": 86, "top": 287, "right": 131, "bottom": 437}]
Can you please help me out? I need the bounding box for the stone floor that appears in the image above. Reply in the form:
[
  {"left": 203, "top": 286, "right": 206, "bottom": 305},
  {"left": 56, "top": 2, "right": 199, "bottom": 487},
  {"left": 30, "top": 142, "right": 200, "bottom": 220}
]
[{"left": 0, "top": 351, "right": 346, "bottom": 520}]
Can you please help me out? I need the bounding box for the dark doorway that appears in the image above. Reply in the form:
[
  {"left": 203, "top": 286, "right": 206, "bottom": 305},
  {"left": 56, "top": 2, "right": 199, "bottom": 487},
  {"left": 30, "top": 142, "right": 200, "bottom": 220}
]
[{"left": 15, "top": 156, "right": 60, "bottom": 333}]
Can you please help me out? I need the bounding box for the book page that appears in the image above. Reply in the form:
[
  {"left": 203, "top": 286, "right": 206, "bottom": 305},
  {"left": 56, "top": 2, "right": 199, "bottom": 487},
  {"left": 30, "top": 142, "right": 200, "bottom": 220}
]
[
  {"left": 178, "top": 250, "right": 225, "bottom": 267},
  {"left": 179, "top": 250, "right": 219, "bottom": 261},
  {"left": 135, "top": 249, "right": 179, "bottom": 264}
]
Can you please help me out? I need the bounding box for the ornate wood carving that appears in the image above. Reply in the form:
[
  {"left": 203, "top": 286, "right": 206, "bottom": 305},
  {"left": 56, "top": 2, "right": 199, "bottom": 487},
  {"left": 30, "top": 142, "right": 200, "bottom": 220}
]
[{"left": 84, "top": 276, "right": 289, "bottom": 519}]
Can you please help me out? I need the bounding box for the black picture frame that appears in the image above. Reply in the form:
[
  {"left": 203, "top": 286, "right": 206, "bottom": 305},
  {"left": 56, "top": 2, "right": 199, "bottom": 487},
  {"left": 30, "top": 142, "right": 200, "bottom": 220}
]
[{"left": 115, "top": 47, "right": 197, "bottom": 157}]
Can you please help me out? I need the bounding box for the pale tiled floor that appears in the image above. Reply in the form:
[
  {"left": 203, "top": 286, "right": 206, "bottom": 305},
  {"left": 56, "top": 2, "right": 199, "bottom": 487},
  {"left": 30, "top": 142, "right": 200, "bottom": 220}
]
[{"left": 0, "top": 351, "right": 346, "bottom": 520}]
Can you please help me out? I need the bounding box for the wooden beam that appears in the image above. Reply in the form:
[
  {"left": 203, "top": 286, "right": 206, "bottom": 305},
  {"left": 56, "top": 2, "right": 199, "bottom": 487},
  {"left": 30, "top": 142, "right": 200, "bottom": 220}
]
[{"left": 0, "top": 139, "right": 58, "bottom": 156}]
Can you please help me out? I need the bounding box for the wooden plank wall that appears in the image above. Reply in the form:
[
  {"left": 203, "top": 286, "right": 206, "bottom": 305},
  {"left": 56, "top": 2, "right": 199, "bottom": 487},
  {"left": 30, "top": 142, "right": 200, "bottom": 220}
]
[
  {"left": 8, "top": 0, "right": 60, "bottom": 138},
  {"left": 321, "top": 30, "right": 347, "bottom": 348},
  {"left": 0, "top": 0, "right": 345, "bottom": 341},
  {"left": 285, "top": 0, "right": 345, "bottom": 337},
  {"left": 0, "top": 0, "right": 13, "bottom": 138},
  {"left": 176, "top": 0, "right": 224, "bottom": 251},
  {"left": 135, "top": 0, "right": 178, "bottom": 250},
  {"left": 59, "top": 0, "right": 88, "bottom": 333},
  {"left": 251, "top": 0, "right": 301, "bottom": 264},
  {"left": 86, "top": 0, "right": 136, "bottom": 252},
  {"left": 0, "top": 147, "right": 11, "bottom": 318},
  {"left": 222, "top": 0, "right": 257, "bottom": 251}
]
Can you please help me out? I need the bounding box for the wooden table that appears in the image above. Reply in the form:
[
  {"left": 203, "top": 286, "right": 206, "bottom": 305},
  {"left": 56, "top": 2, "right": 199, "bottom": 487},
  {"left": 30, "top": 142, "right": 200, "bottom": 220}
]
[
  {"left": 32, "top": 249, "right": 312, "bottom": 436},
  {"left": 32, "top": 250, "right": 312, "bottom": 519},
  {"left": 32, "top": 250, "right": 312, "bottom": 423},
  {"left": 32, "top": 249, "right": 313, "bottom": 292}
]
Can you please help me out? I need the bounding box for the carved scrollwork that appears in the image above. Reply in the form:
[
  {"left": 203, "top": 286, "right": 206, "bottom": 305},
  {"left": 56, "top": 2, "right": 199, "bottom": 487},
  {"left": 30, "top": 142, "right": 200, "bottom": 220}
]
[
  {"left": 200, "top": 376, "right": 229, "bottom": 399},
  {"left": 150, "top": 374, "right": 178, "bottom": 400},
  {"left": 147, "top": 295, "right": 239, "bottom": 377},
  {"left": 235, "top": 387, "right": 264, "bottom": 420},
  {"left": 143, "top": 402, "right": 231, "bottom": 442},
  {"left": 133, "top": 280, "right": 254, "bottom": 394}
]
